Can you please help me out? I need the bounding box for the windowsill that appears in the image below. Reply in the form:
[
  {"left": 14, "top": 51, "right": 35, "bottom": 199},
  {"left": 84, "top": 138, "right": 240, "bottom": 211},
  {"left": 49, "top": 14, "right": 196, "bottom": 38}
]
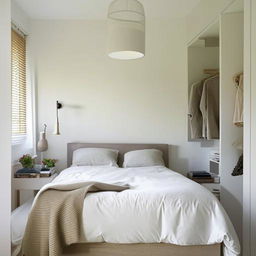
[{"left": 12, "top": 135, "right": 27, "bottom": 146}]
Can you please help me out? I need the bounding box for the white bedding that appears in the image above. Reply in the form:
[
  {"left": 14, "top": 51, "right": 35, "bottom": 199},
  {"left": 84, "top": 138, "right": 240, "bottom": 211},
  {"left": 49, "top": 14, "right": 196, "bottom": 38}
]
[{"left": 12, "top": 166, "right": 240, "bottom": 256}]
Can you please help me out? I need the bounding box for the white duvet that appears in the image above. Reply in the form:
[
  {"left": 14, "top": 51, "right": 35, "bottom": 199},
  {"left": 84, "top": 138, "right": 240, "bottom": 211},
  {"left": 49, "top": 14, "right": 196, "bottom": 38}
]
[{"left": 12, "top": 166, "right": 240, "bottom": 256}]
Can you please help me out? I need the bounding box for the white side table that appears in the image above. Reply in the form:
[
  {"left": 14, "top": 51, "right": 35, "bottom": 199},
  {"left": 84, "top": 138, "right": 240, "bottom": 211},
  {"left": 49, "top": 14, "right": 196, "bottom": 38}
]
[
  {"left": 187, "top": 176, "right": 221, "bottom": 200},
  {"left": 13, "top": 173, "right": 58, "bottom": 208}
]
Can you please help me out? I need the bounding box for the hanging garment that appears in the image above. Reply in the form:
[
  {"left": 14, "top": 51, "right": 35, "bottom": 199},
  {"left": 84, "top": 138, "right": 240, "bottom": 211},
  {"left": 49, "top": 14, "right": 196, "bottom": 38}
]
[
  {"left": 232, "top": 154, "right": 243, "bottom": 176},
  {"left": 188, "top": 81, "right": 204, "bottom": 139},
  {"left": 200, "top": 75, "right": 220, "bottom": 140},
  {"left": 233, "top": 74, "right": 243, "bottom": 127}
]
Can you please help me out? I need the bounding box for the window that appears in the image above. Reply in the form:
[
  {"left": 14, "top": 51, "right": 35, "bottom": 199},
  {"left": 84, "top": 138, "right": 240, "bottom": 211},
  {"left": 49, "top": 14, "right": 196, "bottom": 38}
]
[{"left": 11, "top": 28, "right": 27, "bottom": 143}]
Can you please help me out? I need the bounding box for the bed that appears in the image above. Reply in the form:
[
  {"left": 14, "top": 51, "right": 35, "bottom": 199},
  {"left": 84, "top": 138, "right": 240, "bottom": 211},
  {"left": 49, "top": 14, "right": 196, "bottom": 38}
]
[{"left": 11, "top": 143, "right": 240, "bottom": 256}]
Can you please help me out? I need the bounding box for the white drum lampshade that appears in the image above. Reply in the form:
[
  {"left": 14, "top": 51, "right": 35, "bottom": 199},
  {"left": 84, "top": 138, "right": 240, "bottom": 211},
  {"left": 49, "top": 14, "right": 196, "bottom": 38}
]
[{"left": 107, "top": 0, "right": 145, "bottom": 60}]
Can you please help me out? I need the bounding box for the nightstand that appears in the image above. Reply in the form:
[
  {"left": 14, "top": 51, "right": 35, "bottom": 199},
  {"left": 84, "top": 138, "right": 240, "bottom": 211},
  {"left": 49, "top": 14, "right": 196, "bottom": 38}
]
[
  {"left": 13, "top": 173, "right": 58, "bottom": 208},
  {"left": 188, "top": 176, "right": 220, "bottom": 200}
]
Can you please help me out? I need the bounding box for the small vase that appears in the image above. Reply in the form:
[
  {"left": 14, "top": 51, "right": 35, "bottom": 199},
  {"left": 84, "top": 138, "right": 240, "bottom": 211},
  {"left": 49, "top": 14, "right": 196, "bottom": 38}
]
[{"left": 37, "top": 132, "right": 48, "bottom": 152}]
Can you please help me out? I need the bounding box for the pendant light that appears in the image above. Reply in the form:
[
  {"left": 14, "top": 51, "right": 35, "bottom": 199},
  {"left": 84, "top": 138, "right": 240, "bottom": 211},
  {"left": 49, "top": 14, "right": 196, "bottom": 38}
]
[{"left": 107, "top": 0, "right": 145, "bottom": 60}]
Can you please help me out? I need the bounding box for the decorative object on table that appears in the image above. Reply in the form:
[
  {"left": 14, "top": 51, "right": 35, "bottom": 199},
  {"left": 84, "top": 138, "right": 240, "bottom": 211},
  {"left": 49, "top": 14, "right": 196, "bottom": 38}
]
[
  {"left": 187, "top": 171, "right": 214, "bottom": 183},
  {"left": 34, "top": 164, "right": 43, "bottom": 172},
  {"left": 37, "top": 124, "right": 48, "bottom": 152},
  {"left": 232, "top": 154, "right": 243, "bottom": 176},
  {"left": 53, "top": 100, "right": 62, "bottom": 135},
  {"left": 42, "top": 158, "right": 57, "bottom": 169},
  {"left": 19, "top": 154, "right": 34, "bottom": 169},
  {"left": 40, "top": 167, "right": 57, "bottom": 177},
  {"left": 16, "top": 154, "right": 40, "bottom": 177},
  {"left": 107, "top": 0, "right": 145, "bottom": 60}
]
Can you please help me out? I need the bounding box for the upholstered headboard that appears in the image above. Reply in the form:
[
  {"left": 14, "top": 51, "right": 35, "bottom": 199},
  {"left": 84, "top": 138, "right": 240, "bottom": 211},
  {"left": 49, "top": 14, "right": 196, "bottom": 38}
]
[{"left": 67, "top": 143, "right": 169, "bottom": 167}]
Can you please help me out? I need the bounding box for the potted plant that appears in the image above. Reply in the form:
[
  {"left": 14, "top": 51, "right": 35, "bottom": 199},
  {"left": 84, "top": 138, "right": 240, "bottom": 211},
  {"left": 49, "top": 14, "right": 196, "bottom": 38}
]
[
  {"left": 42, "top": 158, "right": 57, "bottom": 169},
  {"left": 17, "top": 154, "right": 38, "bottom": 173}
]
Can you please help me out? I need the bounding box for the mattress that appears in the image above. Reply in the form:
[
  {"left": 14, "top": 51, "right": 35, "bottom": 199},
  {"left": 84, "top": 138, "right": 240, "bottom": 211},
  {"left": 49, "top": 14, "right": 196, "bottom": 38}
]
[{"left": 11, "top": 166, "right": 240, "bottom": 256}]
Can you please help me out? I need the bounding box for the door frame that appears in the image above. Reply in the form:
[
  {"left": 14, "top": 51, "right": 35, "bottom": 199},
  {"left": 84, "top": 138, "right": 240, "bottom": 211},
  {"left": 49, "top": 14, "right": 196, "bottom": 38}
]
[{"left": 243, "top": 0, "right": 256, "bottom": 255}]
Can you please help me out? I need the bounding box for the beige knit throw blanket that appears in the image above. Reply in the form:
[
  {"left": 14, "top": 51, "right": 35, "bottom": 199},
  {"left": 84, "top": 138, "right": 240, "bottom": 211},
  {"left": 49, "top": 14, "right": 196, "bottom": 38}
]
[{"left": 21, "top": 181, "right": 129, "bottom": 256}]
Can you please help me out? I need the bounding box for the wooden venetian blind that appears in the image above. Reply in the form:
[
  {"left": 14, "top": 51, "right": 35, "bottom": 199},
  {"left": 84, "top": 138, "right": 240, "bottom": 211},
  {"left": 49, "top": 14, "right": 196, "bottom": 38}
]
[{"left": 11, "top": 29, "right": 27, "bottom": 137}]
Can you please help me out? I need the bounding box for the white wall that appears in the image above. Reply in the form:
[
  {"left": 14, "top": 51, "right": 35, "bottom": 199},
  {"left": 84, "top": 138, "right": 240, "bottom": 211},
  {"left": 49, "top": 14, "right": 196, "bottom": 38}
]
[
  {"left": 29, "top": 18, "right": 199, "bottom": 173},
  {"left": 0, "top": 0, "right": 11, "bottom": 255},
  {"left": 220, "top": 12, "right": 243, "bottom": 244},
  {"left": 11, "top": 0, "right": 30, "bottom": 34}
]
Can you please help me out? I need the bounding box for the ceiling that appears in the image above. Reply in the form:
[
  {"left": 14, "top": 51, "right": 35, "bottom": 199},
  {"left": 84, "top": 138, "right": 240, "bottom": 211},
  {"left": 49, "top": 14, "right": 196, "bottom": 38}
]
[{"left": 13, "top": 0, "right": 201, "bottom": 20}]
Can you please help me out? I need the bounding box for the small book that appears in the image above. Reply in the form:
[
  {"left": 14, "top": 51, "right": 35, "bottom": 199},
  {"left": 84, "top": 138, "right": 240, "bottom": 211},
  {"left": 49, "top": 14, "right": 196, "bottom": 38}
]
[
  {"left": 40, "top": 167, "right": 56, "bottom": 177},
  {"left": 191, "top": 177, "right": 214, "bottom": 183},
  {"left": 190, "top": 171, "right": 212, "bottom": 178},
  {"left": 15, "top": 173, "right": 40, "bottom": 178},
  {"left": 40, "top": 172, "right": 52, "bottom": 177}
]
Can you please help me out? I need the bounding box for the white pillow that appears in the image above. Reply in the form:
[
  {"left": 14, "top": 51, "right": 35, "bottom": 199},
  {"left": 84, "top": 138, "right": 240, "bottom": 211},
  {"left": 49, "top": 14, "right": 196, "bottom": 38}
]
[
  {"left": 123, "top": 149, "right": 165, "bottom": 168},
  {"left": 72, "top": 148, "right": 119, "bottom": 167}
]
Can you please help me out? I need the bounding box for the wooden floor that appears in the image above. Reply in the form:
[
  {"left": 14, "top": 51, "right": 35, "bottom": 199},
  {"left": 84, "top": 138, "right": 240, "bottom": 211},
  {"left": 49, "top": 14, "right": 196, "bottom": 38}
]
[{"left": 62, "top": 243, "right": 221, "bottom": 256}]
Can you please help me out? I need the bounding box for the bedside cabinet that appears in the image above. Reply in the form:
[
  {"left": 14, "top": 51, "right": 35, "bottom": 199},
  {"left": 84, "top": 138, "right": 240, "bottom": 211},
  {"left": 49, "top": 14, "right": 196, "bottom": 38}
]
[
  {"left": 188, "top": 176, "right": 220, "bottom": 200},
  {"left": 200, "top": 183, "right": 220, "bottom": 200},
  {"left": 13, "top": 173, "right": 58, "bottom": 208}
]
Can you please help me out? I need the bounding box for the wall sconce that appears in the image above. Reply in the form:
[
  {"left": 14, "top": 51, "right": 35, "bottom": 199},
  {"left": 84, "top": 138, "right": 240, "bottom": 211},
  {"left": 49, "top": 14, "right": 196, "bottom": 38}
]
[{"left": 53, "top": 100, "right": 62, "bottom": 135}]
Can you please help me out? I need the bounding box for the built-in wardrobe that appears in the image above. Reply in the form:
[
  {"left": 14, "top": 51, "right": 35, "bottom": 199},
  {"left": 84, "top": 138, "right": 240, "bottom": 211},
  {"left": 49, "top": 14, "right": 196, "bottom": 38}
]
[{"left": 187, "top": 0, "right": 244, "bottom": 245}]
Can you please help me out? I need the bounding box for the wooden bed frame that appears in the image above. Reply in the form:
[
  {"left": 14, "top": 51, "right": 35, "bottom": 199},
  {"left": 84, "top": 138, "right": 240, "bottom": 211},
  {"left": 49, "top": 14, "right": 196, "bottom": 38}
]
[
  {"left": 63, "top": 243, "right": 221, "bottom": 256},
  {"left": 64, "top": 143, "right": 221, "bottom": 256}
]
